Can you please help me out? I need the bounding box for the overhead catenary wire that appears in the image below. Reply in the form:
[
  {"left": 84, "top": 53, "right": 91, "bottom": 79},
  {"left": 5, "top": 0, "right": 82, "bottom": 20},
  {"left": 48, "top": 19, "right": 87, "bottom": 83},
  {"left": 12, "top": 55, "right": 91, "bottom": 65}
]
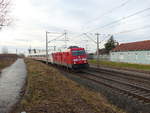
[
  {"left": 64, "top": 2, "right": 150, "bottom": 49},
  {"left": 89, "top": 7, "right": 150, "bottom": 32},
  {"left": 84, "top": 0, "right": 132, "bottom": 26},
  {"left": 71, "top": 0, "right": 133, "bottom": 39},
  {"left": 99, "top": 13, "right": 150, "bottom": 30},
  {"left": 48, "top": 33, "right": 65, "bottom": 43},
  {"left": 83, "top": 33, "right": 111, "bottom": 44},
  {"left": 83, "top": 33, "right": 97, "bottom": 43},
  {"left": 70, "top": 7, "right": 150, "bottom": 42},
  {"left": 113, "top": 25, "right": 150, "bottom": 34}
]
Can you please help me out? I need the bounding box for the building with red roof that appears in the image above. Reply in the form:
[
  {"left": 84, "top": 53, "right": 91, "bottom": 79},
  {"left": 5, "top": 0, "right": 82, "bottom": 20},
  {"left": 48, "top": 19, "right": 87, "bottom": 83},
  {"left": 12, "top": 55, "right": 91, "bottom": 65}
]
[{"left": 110, "top": 40, "right": 150, "bottom": 64}]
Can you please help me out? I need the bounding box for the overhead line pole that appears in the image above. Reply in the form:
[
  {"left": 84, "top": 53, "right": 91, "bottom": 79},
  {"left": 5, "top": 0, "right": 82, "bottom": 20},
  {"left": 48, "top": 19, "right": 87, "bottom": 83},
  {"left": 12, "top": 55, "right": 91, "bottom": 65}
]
[
  {"left": 45, "top": 31, "right": 67, "bottom": 64},
  {"left": 96, "top": 33, "right": 100, "bottom": 68},
  {"left": 64, "top": 31, "right": 67, "bottom": 48},
  {"left": 46, "top": 31, "right": 48, "bottom": 64}
]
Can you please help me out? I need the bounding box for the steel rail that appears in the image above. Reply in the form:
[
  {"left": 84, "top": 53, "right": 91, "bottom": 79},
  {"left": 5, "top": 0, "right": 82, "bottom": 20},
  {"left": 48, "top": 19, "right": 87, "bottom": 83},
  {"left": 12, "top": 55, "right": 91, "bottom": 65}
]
[
  {"left": 77, "top": 71, "right": 150, "bottom": 103},
  {"left": 89, "top": 67, "right": 150, "bottom": 83},
  {"left": 84, "top": 70, "right": 150, "bottom": 92}
]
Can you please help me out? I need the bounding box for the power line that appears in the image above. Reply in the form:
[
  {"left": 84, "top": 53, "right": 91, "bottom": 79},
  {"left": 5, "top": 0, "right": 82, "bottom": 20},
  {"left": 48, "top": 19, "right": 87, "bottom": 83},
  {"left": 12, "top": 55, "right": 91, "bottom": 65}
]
[
  {"left": 114, "top": 25, "right": 150, "bottom": 34},
  {"left": 71, "top": 7, "right": 150, "bottom": 41},
  {"left": 83, "top": 33, "right": 111, "bottom": 44},
  {"left": 48, "top": 33, "right": 65, "bottom": 43},
  {"left": 96, "top": 14, "right": 150, "bottom": 28},
  {"left": 83, "top": 33, "right": 97, "bottom": 43},
  {"left": 89, "top": 7, "right": 150, "bottom": 32},
  {"left": 84, "top": 0, "right": 132, "bottom": 26}
]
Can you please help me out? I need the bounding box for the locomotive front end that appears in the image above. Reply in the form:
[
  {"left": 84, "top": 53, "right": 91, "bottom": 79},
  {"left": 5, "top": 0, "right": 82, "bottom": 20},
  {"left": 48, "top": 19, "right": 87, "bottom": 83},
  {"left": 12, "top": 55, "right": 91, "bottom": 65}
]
[{"left": 71, "top": 48, "right": 89, "bottom": 69}]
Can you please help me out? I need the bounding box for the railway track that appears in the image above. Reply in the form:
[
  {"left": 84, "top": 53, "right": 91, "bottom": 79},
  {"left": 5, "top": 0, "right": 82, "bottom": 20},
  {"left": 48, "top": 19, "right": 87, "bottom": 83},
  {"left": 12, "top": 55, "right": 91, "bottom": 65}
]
[
  {"left": 89, "top": 67, "right": 150, "bottom": 83},
  {"left": 50, "top": 63, "right": 150, "bottom": 104},
  {"left": 88, "top": 67, "right": 150, "bottom": 88},
  {"left": 80, "top": 68, "right": 150, "bottom": 104}
]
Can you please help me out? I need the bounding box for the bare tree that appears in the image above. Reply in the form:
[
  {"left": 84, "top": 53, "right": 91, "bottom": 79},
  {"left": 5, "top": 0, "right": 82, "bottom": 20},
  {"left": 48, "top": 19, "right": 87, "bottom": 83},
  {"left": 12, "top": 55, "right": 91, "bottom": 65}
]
[
  {"left": 0, "top": 0, "right": 11, "bottom": 29},
  {"left": 2, "top": 46, "right": 8, "bottom": 53}
]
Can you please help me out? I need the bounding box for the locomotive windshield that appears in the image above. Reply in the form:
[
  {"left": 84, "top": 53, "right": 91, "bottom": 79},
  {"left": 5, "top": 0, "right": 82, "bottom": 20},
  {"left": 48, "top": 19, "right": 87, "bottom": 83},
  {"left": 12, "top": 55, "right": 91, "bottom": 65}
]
[{"left": 72, "top": 50, "right": 85, "bottom": 56}]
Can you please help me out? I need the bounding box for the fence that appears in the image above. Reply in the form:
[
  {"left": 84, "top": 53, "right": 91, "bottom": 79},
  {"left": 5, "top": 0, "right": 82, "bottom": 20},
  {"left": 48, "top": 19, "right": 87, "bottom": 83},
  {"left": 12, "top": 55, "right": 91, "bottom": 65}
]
[{"left": 88, "top": 54, "right": 110, "bottom": 61}]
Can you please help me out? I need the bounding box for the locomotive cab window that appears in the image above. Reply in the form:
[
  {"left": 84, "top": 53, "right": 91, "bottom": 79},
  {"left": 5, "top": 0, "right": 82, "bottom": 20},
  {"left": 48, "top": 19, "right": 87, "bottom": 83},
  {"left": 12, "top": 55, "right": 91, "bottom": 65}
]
[{"left": 72, "top": 50, "right": 85, "bottom": 56}]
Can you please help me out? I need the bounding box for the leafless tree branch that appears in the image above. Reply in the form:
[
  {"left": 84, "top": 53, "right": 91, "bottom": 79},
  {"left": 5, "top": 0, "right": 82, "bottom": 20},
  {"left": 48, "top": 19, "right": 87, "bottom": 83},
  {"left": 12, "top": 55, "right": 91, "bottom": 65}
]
[{"left": 0, "top": 0, "right": 11, "bottom": 29}]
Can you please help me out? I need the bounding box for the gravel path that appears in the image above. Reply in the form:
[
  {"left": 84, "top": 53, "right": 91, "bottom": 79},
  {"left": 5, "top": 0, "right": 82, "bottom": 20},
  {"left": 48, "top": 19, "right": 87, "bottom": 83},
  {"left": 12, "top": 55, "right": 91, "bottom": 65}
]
[{"left": 0, "top": 59, "right": 27, "bottom": 113}]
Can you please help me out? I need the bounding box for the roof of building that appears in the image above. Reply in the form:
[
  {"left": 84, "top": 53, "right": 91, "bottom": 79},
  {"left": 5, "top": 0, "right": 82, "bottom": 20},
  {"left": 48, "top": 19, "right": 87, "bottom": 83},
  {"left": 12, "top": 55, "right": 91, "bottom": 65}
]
[{"left": 112, "top": 40, "right": 150, "bottom": 52}]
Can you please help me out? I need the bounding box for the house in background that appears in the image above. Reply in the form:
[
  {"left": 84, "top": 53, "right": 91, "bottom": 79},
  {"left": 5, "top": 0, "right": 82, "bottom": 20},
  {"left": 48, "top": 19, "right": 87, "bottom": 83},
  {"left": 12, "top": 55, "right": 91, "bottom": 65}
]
[
  {"left": 110, "top": 40, "right": 150, "bottom": 64},
  {"left": 87, "top": 53, "right": 94, "bottom": 59},
  {"left": 93, "top": 48, "right": 110, "bottom": 61}
]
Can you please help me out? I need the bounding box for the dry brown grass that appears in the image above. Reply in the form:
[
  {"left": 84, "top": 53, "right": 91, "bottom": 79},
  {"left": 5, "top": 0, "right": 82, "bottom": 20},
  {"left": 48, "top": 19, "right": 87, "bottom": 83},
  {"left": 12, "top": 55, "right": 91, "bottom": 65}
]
[
  {"left": 14, "top": 59, "right": 126, "bottom": 113},
  {"left": 0, "top": 58, "right": 17, "bottom": 71}
]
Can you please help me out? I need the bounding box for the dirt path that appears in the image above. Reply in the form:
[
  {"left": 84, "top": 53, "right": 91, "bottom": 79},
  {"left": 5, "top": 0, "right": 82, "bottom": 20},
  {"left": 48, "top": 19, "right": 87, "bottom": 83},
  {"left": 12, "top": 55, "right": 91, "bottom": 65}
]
[{"left": 0, "top": 59, "right": 26, "bottom": 113}]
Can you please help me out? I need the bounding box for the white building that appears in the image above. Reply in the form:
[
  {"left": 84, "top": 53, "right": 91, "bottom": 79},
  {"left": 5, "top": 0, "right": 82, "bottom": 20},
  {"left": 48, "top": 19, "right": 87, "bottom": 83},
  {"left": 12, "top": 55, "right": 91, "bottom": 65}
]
[{"left": 110, "top": 40, "right": 150, "bottom": 64}]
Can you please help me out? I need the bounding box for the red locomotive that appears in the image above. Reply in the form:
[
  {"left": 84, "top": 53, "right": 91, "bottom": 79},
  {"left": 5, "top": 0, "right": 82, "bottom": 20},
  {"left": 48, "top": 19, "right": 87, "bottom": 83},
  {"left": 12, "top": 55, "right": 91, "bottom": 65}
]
[{"left": 29, "top": 46, "right": 89, "bottom": 69}]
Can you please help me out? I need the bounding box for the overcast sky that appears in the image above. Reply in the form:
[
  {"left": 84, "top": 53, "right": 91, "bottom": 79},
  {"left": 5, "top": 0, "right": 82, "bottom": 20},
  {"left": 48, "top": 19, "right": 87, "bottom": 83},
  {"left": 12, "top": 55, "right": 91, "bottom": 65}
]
[{"left": 0, "top": 0, "right": 150, "bottom": 53}]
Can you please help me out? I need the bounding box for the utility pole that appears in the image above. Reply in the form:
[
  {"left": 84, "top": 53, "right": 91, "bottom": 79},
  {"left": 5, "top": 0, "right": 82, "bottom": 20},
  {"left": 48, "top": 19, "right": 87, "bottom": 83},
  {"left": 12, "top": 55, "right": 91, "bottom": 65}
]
[
  {"left": 46, "top": 31, "right": 48, "bottom": 64},
  {"left": 84, "top": 33, "right": 111, "bottom": 67},
  {"left": 85, "top": 43, "right": 88, "bottom": 53},
  {"left": 64, "top": 30, "right": 67, "bottom": 48},
  {"left": 82, "top": 39, "right": 88, "bottom": 53},
  {"left": 45, "top": 31, "right": 66, "bottom": 64},
  {"left": 95, "top": 33, "right": 100, "bottom": 68},
  {"left": 16, "top": 49, "right": 17, "bottom": 54},
  {"left": 54, "top": 46, "right": 56, "bottom": 51}
]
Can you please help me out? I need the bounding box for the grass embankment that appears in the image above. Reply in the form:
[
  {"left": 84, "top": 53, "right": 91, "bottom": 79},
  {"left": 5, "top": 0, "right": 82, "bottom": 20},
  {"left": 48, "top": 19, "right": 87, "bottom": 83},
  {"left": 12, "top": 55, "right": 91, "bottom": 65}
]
[
  {"left": 89, "top": 60, "right": 150, "bottom": 72},
  {"left": 0, "top": 58, "right": 17, "bottom": 71},
  {"left": 14, "top": 59, "right": 126, "bottom": 113},
  {"left": 0, "top": 59, "right": 16, "bottom": 69}
]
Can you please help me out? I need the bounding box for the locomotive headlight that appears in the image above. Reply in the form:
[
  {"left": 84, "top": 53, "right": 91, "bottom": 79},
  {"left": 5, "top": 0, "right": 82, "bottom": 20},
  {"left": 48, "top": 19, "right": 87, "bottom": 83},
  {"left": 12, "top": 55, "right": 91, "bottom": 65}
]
[
  {"left": 73, "top": 59, "right": 78, "bottom": 61},
  {"left": 82, "top": 58, "right": 87, "bottom": 60}
]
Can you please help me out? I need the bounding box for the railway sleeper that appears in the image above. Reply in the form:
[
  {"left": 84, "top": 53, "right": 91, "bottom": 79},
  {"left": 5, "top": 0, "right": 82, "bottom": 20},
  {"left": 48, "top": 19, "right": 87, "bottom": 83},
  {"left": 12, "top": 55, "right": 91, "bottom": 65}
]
[
  {"left": 120, "top": 89, "right": 149, "bottom": 101},
  {"left": 112, "top": 86, "right": 146, "bottom": 103},
  {"left": 114, "top": 87, "right": 150, "bottom": 103},
  {"left": 145, "top": 95, "right": 150, "bottom": 98},
  {"left": 91, "top": 67, "right": 150, "bottom": 81},
  {"left": 89, "top": 68, "right": 150, "bottom": 85},
  {"left": 79, "top": 71, "right": 150, "bottom": 103},
  {"left": 136, "top": 91, "right": 149, "bottom": 96},
  {"left": 85, "top": 71, "right": 150, "bottom": 93},
  {"left": 141, "top": 93, "right": 150, "bottom": 97},
  {"left": 126, "top": 93, "right": 146, "bottom": 104},
  {"left": 120, "top": 92, "right": 143, "bottom": 102},
  {"left": 126, "top": 88, "right": 139, "bottom": 92}
]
